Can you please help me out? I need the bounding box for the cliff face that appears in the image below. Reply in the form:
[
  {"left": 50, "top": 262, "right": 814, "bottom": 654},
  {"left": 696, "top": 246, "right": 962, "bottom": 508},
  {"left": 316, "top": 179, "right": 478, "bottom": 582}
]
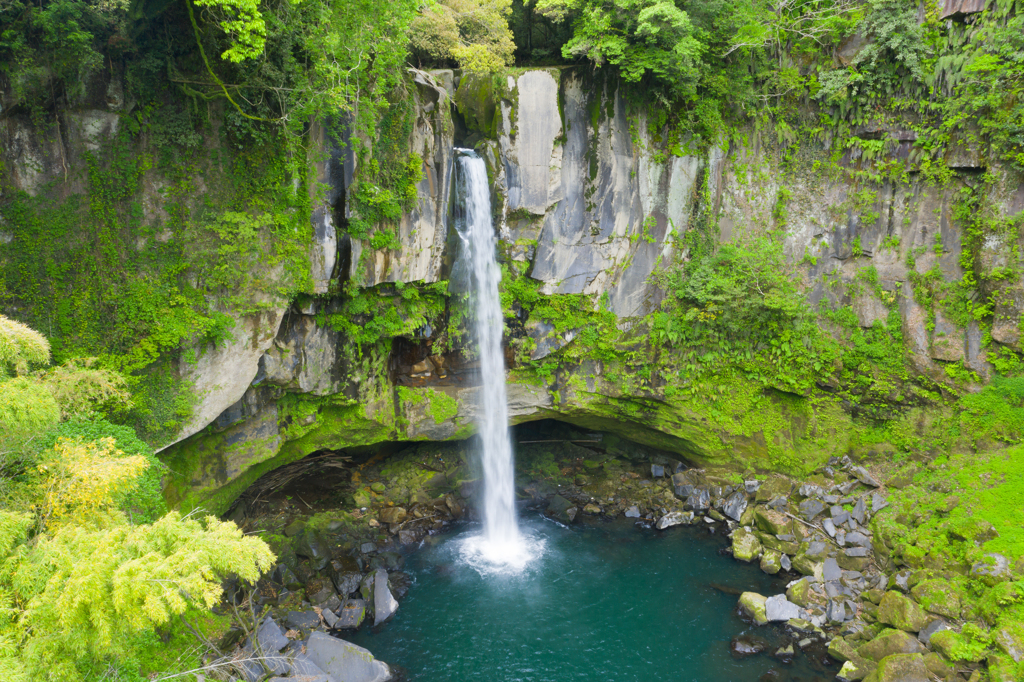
[{"left": 4, "top": 67, "right": 1021, "bottom": 513}]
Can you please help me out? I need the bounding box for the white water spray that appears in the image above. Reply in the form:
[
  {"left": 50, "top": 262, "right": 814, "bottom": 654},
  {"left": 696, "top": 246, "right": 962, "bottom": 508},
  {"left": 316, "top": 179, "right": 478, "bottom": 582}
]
[{"left": 454, "top": 150, "right": 541, "bottom": 573}]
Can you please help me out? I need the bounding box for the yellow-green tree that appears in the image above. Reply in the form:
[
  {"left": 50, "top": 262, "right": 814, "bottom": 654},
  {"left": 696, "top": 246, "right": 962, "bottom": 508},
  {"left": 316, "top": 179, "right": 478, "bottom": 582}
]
[{"left": 410, "top": 0, "right": 516, "bottom": 72}]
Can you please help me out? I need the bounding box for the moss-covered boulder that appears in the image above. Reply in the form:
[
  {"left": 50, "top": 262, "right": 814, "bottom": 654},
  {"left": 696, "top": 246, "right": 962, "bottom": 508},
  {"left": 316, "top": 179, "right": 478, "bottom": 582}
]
[
  {"left": 760, "top": 549, "right": 782, "bottom": 574},
  {"left": 987, "top": 653, "right": 1024, "bottom": 682},
  {"left": 873, "top": 653, "right": 929, "bottom": 682},
  {"left": 877, "top": 591, "right": 930, "bottom": 632},
  {"left": 993, "top": 623, "right": 1024, "bottom": 662},
  {"left": 828, "top": 636, "right": 860, "bottom": 662},
  {"left": 732, "top": 527, "right": 763, "bottom": 562},
  {"left": 836, "top": 657, "right": 876, "bottom": 681},
  {"left": 738, "top": 592, "right": 768, "bottom": 625},
  {"left": 922, "top": 652, "right": 952, "bottom": 679},
  {"left": 792, "top": 551, "right": 822, "bottom": 577},
  {"left": 753, "top": 507, "right": 793, "bottom": 535},
  {"left": 910, "top": 579, "right": 961, "bottom": 619},
  {"left": 787, "top": 577, "right": 813, "bottom": 607},
  {"left": 857, "top": 628, "right": 926, "bottom": 662}
]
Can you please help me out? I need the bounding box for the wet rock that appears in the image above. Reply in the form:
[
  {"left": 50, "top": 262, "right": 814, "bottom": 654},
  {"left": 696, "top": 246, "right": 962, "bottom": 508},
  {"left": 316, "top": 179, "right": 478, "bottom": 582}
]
[
  {"left": 360, "top": 542, "right": 377, "bottom": 554},
  {"left": 765, "top": 594, "right": 802, "bottom": 622},
  {"left": 732, "top": 527, "right": 763, "bottom": 562},
  {"left": 296, "top": 531, "right": 330, "bottom": 571},
  {"left": 730, "top": 634, "right": 767, "bottom": 657},
  {"left": 739, "top": 592, "right": 769, "bottom": 625},
  {"left": 398, "top": 529, "right": 420, "bottom": 545},
  {"left": 373, "top": 569, "right": 398, "bottom": 625},
  {"left": 656, "top": 511, "right": 693, "bottom": 529},
  {"left": 858, "top": 628, "right": 927, "bottom": 661},
  {"left": 274, "top": 563, "right": 302, "bottom": 590},
  {"left": 624, "top": 506, "right": 641, "bottom": 518},
  {"left": 546, "top": 495, "right": 577, "bottom": 524},
  {"left": 877, "top": 592, "right": 929, "bottom": 632},
  {"left": 837, "top": 658, "right": 876, "bottom": 681},
  {"left": 850, "top": 466, "right": 880, "bottom": 487},
  {"left": 378, "top": 507, "right": 408, "bottom": 525},
  {"left": 334, "top": 599, "right": 367, "bottom": 629},
  {"left": 723, "top": 491, "right": 748, "bottom": 521},
  {"left": 650, "top": 464, "right": 665, "bottom": 478},
  {"left": 306, "top": 576, "right": 336, "bottom": 605},
  {"left": 874, "top": 653, "right": 928, "bottom": 682},
  {"left": 583, "top": 503, "right": 602, "bottom": 515},
  {"left": 772, "top": 644, "right": 795, "bottom": 663},
  {"left": 305, "top": 631, "right": 391, "bottom": 682}
]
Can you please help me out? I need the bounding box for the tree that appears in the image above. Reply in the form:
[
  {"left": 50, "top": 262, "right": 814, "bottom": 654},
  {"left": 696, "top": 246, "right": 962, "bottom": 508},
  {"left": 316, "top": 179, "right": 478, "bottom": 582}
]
[
  {"left": 536, "top": 0, "right": 704, "bottom": 97},
  {"left": 410, "top": 0, "right": 517, "bottom": 72},
  {"left": 0, "top": 315, "right": 49, "bottom": 378},
  {"left": 0, "top": 441, "right": 274, "bottom": 681}
]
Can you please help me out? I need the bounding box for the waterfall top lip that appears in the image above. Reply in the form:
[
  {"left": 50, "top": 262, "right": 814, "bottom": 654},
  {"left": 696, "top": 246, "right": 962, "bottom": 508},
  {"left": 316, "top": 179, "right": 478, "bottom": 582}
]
[{"left": 454, "top": 146, "right": 480, "bottom": 158}]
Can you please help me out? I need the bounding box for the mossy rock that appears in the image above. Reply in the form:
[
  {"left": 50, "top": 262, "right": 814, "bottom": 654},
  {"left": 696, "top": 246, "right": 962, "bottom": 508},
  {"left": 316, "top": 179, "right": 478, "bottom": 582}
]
[
  {"left": 987, "top": 652, "right": 1024, "bottom": 682},
  {"left": 753, "top": 507, "right": 793, "bottom": 535},
  {"left": 792, "top": 552, "right": 822, "bottom": 577},
  {"left": 910, "top": 579, "right": 962, "bottom": 619},
  {"left": 873, "top": 653, "right": 929, "bottom": 682},
  {"left": 759, "top": 532, "right": 800, "bottom": 555},
  {"left": 928, "top": 629, "right": 988, "bottom": 663},
  {"left": 877, "top": 591, "right": 930, "bottom": 632},
  {"left": 837, "top": 657, "right": 877, "bottom": 682},
  {"left": 755, "top": 474, "right": 794, "bottom": 503},
  {"left": 858, "top": 628, "right": 926, "bottom": 662},
  {"left": 993, "top": 623, "right": 1024, "bottom": 662},
  {"left": 828, "top": 636, "right": 859, "bottom": 662},
  {"left": 739, "top": 592, "right": 768, "bottom": 625},
  {"left": 732, "top": 527, "right": 763, "bottom": 562},
  {"left": 787, "top": 578, "right": 812, "bottom": 607},
  {"left": 922, "top": 652, "right": 952, "bottom": 679},
  {"left": 760, "top": 549, "right": 782, "bottom": 574}
]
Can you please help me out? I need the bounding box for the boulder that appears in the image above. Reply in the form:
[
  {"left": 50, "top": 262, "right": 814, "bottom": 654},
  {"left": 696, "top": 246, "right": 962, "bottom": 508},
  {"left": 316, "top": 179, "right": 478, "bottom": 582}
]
[
  {"left": 285, "top": 610, "right": 321, "bottom": 631},
  {"left": 305, "top": 631, "right": 392, "bottom": 682},
  {"left": 685, "top": 486, "right": 711, "bottom": 511},
  {"left": 583, "top": 503, "right": 602, "bottom": 515},
  {"left": 873, "top": 653, "right": 929, "bottom": 682},
  {"left": 333, "top": 571, "right": 363, "bottom": 597},
  {"left": 546, "top": 495, "right": 577, "bottom": 524},
  {"left": 656, "top": 511, "right": 693, "bottom": 529},
  {"left": 970, "top": 553, "right": 1011, "bottom": 586},
  {"left": 916, "top": 618, "right": 948, "bottom": 646},
  {"left": 787, "top": 578, "right": 813, "bottom": 607},
  {"left": 335, "top": 599, "right": 367, "bottom": 629},
  {"left": 252, "top": 616, "right": 289, "bottom": 654},
  {"left": 378, "top": 507, "right": 408, "bottom": 525},
  {"left": 295, "top": 530, "right": 330, "bottom": 571},
  {"left": 723, "top": 491, "right": 748, "bottom": 521},
  {"left": 910, "top": 579, "right": 961, "bottom": 619},
  {"left": 850, "top": 466, "right": 881, "bottom": 487},
  {"left": 877, "top": 592, "right": 930, "bottom": 632},
  {"left": 732, "top": 527, "right": 763, "bottom": 561},
  {"left": 306, "top": 576, "right": 336, "bottom": 605},
  {"left": 994, "top": 623, "right": 1024, "bottom": 662},
  {"left": 373, "top": 569, "right": 399, "bottom": 625},
  {"left": 836, "top": 657, "right": 876, "bottom": 681},
  {"left": 624, "top": 506, "right": 641, "bottom": 518},
  {"left": 858, "top": 628, "right": 927, "bottom": 661},
  {"left": 730, "top": 634, "right": 767, "bottom": 657},
  {"left": 739, "top": 592, "right": 768, "bottom": 625},
  {"left": 760, "top": 549, "right": 782, "bottom": 575},
  {"left": 753, "top": 508, "right": 792, "bottom": 535},
  {"left": 799, "top": 498, "right": 827, "bottom": 521},
  {"left": 765, "top": 595, "right": 802, "bottom": 622},
  {"left": 288, "top": 652, "right": 331, "bottom": 680}
]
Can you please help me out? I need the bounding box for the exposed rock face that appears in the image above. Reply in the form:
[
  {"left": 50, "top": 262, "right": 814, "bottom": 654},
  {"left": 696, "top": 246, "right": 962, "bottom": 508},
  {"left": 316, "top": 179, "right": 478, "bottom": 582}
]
[{"left": 151, "top": 66, "right": 1024, "bottom": 511}]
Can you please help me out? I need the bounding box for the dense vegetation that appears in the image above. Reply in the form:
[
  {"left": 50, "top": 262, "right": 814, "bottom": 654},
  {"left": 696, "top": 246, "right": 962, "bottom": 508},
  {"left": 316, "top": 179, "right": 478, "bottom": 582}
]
[{"left": 0, "top": 0, "right": 1022, "bottom": 678}]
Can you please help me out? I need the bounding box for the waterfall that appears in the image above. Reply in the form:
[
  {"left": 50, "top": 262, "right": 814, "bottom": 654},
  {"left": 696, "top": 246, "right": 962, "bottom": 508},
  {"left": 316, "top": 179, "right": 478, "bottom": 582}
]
[{"left": 453, "top": 150, "right": 538, "bottom": 572}]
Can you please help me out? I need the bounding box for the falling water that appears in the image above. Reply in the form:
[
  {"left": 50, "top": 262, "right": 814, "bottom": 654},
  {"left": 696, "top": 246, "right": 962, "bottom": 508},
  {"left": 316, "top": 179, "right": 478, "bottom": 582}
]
[{"left": 453, "top": 150, "right": 540, "bottom": 572}]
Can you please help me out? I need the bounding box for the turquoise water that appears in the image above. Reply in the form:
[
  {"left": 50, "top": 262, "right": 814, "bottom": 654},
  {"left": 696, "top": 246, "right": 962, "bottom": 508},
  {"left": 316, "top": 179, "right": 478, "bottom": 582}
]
[{"left": 349, "top": 514, "right": 836, "bottom": 682}]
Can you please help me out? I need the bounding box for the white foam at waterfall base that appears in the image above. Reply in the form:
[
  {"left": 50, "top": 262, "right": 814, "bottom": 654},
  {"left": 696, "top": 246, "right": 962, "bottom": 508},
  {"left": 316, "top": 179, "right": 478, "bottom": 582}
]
[{"left": 453, "top": 150, "right": 542, "bottom": 574}]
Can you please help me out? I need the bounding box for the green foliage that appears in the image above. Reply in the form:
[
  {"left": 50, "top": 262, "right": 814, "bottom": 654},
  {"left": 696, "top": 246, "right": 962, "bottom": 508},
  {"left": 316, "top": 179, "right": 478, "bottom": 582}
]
[
  {"left": 326, "top": 281, "right": 449, "bottom": 351},
  {"left": 410, "top": 0, "right": 517, "bottom": 72},
  {"left": 958, "top": 377, "right": 1024, "bottom": 445},
  {"left": 37, "top": 418, "right": 168, "bottom": 524},
  {"left": 0, "top": 315, "right": 49, "bottom": 378},
  {"left": 0, "top": 378, "right": 61, "bottom": 481}
]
